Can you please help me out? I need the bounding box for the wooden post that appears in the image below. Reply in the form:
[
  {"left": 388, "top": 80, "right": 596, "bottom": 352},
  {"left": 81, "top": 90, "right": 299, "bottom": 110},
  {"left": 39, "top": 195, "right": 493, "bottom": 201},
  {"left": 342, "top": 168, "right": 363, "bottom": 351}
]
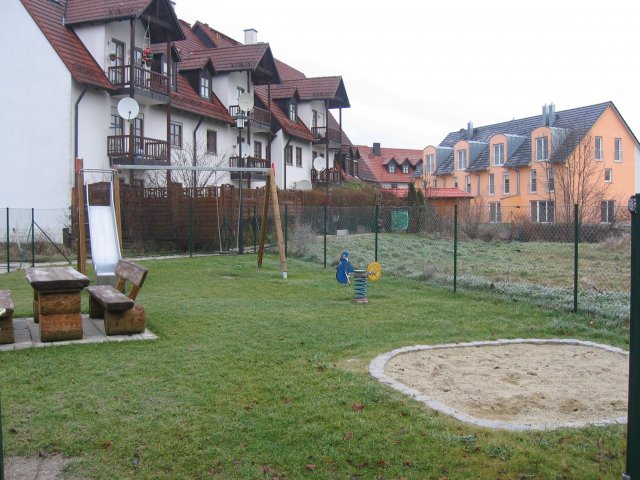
[
  {"left": 268, "top": 167, "right": 287, "bottom": 278},
  {"left": 257, "top": 173, "right": 271, "bottom": 269},
  {"left": 75, "top": 158, "right": 87, "bottom": 274}
]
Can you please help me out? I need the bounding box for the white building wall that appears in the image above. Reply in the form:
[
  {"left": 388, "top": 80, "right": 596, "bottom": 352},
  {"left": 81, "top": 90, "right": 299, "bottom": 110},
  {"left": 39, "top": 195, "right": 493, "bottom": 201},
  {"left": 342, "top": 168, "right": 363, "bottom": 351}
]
[
  {"left": 2, "top": 0, "right": 74, "bottom": 209},
  {"left": 76, "top": 86, "right": 111, "bottom": 171},
  {"left": 76, "top": 20, "right": 147, "bottom": 72},
  {"left": 212, "top": 72, "right": 250, "bottom": 109}
]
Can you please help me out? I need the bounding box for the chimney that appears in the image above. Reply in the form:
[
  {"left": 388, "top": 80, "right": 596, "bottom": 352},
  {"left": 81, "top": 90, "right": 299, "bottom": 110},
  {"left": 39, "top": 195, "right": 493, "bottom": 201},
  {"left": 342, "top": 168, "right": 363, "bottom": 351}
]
[
  {"left": 542, "top": 104, "right": 549, "bottom": 126},
  {"left": 373, "top": 142, "right": 381, "bottom": 156},
  {"left": 548, "top": 102, "right": 556, "bottom": 127},
  {"left": 466, "top": 121, "right": 473, "bottom": 140},
  {"left": 244, "top": 28, "right": 258, "bottom": 45}
]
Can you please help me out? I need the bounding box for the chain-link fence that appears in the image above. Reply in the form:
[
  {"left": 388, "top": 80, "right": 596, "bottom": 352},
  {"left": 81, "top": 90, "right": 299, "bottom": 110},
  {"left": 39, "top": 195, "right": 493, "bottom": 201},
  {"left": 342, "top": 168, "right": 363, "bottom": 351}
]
[{"left": 284, "top": 204, "right": 631, "bottom": 322}]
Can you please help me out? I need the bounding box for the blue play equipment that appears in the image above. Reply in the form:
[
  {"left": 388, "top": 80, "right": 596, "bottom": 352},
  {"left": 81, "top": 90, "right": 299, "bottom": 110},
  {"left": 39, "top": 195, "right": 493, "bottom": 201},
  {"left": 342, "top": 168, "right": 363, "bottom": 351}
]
[
  {"left": 336, "top": 251, "right": 355, "bottom": 285},
  {"left": 335, "top": 251, "right": 382, "bottom": 303}
]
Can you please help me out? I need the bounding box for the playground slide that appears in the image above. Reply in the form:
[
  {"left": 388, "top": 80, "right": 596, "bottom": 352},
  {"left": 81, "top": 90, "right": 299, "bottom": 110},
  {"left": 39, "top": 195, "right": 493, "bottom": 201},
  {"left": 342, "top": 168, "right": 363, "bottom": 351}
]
[{"left": 87, "top": 205, "right": 121, "bottom": 285}]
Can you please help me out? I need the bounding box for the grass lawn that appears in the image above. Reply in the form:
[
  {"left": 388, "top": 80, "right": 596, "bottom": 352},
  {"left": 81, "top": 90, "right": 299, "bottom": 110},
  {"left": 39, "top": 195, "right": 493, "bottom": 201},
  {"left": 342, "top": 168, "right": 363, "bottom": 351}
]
[{"left": 0, "top": 255, "right": 629, "bottom": 479}]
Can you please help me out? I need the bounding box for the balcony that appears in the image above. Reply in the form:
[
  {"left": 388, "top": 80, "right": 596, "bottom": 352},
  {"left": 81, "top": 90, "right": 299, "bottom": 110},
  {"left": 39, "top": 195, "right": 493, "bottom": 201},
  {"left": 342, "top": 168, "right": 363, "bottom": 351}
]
[
  {"left": 229, "top": 156, "right": 271, "bottom": 183},
  {"left": 108, "top": 64, "right": 170, "bottom": 105},
  {"left": 107, "top": 135, "right": 169, "bottom": 165},
  {"left": 229, "top": 105, "right": 271, "bottom": 133},
  {"left": 312, "top": 126, "right": 342, "bottom": 148},
  {"left": 311, "top": 167, "right": 341, "bottom": 186}
]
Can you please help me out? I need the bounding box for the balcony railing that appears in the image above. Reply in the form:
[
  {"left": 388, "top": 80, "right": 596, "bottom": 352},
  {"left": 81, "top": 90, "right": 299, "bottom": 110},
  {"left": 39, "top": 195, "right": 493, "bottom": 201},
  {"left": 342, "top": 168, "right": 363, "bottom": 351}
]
[
  {"left": 108, "top": 64, "right": 170, "bottom": 96},
  {"left": 229, "top": 105, "right": 271, "bottom": 131},
  {"left": 107, "top": 135, "right": 169, "bottom": 165},
  {"left": 312, "top": 126, "right": 342, "bottom": 146},
  {"left": 311, "top": 167, "right": 341, "bottom": 185},
  {"left": 228, "top": 156, "right": 270, "bottom": 180}
]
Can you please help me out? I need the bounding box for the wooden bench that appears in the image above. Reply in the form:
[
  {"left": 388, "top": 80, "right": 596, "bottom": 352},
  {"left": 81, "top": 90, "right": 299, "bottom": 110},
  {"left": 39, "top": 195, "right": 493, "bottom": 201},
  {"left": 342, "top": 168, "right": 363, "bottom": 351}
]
[
  {"left": 0, "top": 290, "right": 15, "bottom": 344},
  {"left": 86, "top": 260, "right": 148, "bottom": 335}
]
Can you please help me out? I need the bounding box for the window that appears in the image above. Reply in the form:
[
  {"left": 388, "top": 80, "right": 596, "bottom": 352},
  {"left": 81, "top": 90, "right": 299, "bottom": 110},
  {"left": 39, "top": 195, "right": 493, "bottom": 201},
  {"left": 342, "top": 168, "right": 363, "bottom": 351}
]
[
  {"left": 457, "top": 149, "right": 467, "bottom": 170},
  {"left": 536, "top": 136, "right": 548, "bottom": 161},
  {"left": 601, "top": 200, "right": 615, "bottom": 223},
  {"left": 547, "top": 168, "right": 555, "bottom": 192},
  {"left": 289, "top": 103, "right": 297, "bottom": 121},
  {"left": 595, "top": 136, "right": 603, "bottom": 161},
  {"left": 493, "top": 143, "right": 505, "bottom": 166},
  {"left": 503, "top": 172, "right": 510, "bottom": 195},
  {"left": 388, "top": 163, "right": 396, "bottom": 173},
  {"left": 296, "top": 147, "right": 302, "bottom": 167},
  {"left": 453, "top": 177, "right": 458, "bottom": 188},
  {"left": 285, "top": 145, "right": 293, "bottom": 165},
  {"left": 109, "top": 40, "right": 126, "bottom": 84},
  {"left": 465, "top": 175, "right": 471, "bottom": 193},
  {"left": 254, "top": 141, "right": 262, "bottom": 159},
  {"left": 390, "top": 183, "right": 398, "bottom": 189},
  {"left": 206, "top": 130, "right": 217, "bottom": 154},
  {"left": 530, "top": 170, "right": 537, "bottom": 193},
  {"left": 110, "top": 106, "right": 124, "bottom": 135},
  {"left": 312, "top": 110, "right": 318, "bottom": 129},
  {"left": 615, "top": 138, "right": 622, "bottom": 162},
  {"left": 163, "top": 60, "right": 178, "bottom": 91},
  {"left": 133, "top": 115, "right": 144, "bottom": 153},
  {"left": 531, "top": 200, "right": 555, "bottom": 223},
  {"left": 402, "top": 164, "right": 410, "bottom": 174},
  {"left": 200, "top": 71, "right": 211, "bottom": 98},
  {"left": 426, "top": 154, "right": 435, "bottom": 174},
  {"left": 604, "top": 168, "right": 612, "bottom": 183},
  {"left": 489, "top": 202, "right": 501, "bottom": 223},
  {"left": 434, "top": 179, "right": 438, "bottom": 188},
  {"left": 169, "top": 122, "right": 182, "bottom": 148},
  {"left": 488, "top": 173, "right": 495, "bottom": 195}
]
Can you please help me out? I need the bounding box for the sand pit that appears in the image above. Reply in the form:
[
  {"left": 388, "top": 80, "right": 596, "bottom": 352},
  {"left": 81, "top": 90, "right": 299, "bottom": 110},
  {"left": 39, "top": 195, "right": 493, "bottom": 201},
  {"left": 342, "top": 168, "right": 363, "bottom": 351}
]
[{"left": 369, "top": 339, "right": 629, "bottom": 430}]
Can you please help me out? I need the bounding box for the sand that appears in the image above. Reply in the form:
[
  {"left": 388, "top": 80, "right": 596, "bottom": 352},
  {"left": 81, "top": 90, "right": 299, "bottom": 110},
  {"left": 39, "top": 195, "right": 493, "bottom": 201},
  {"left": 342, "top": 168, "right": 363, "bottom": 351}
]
[{"left": 382, "top": 341, "right": 628, "bottom": 429}]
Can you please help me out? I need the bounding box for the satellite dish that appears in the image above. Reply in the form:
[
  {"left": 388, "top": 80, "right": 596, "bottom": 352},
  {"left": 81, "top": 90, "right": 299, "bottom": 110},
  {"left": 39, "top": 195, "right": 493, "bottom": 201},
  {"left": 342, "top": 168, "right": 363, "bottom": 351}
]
[
  {"left": 296, "top": 180, "right": 312, "bottom": 190},
  {"left": 238, "top": 92, "right": 254, "bottom": 111},
  {"left": 117, "top": 97, "right": 139, "bottom": 121},
  {"left": 313, "top": 156, "right": 326, "bottom": 172}
]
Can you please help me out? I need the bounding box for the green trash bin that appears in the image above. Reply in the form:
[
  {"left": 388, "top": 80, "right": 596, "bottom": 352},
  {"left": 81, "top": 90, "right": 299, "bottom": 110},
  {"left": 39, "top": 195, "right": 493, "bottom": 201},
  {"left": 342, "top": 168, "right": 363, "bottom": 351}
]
[{"left": 391, "top": 209, "right": 409, "bottom": 232}]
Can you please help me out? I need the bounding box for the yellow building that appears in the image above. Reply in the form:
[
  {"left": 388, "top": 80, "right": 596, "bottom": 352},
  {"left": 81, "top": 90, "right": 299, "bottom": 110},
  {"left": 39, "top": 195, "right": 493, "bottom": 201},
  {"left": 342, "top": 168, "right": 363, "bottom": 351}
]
[{"left": 422, "top": 102, "right": 639, "bottom": 223}]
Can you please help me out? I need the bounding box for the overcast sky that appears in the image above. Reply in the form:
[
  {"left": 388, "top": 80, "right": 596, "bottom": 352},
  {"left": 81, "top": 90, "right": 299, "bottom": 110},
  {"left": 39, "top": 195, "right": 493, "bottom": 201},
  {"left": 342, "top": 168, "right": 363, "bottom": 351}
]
[{"left": 174, "top": 0, "right": 639, "bottom": 151}]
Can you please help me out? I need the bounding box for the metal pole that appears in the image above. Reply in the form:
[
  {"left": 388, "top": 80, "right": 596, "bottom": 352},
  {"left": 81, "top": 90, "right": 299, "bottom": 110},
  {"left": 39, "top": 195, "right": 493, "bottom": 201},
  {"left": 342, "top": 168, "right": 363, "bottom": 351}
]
[
  {"left": 625, "top": 194, "right": 640, "bottom": 480},
  {"left": 189, "top": 203, "right": 194, "bottom": 258},
  {"left": 238, "top": 128, "right": 244, "bottom": 255},
  {"left": 375, "top": 204, "right": 379, "bottom": 262},
  {"left": 453, "top": 205, "right": 458, "bottom": 293},
  {"left": 323, "top": 205, "right": 327, "bottom": 269},
  {"left": 31, "top": 208, "right": 35, "bottom": 266},
  {"left": 284, "top": 204, "right": 288, "bottom": 258},
  {"left": 0, "top": 394, "right": 4, "bottom": 480},
  {"left": 5, "top": 209, "right": 9, "bottom": 273},
  {"left": 573, "top": 204, "right": 579, "bottom": 313}
]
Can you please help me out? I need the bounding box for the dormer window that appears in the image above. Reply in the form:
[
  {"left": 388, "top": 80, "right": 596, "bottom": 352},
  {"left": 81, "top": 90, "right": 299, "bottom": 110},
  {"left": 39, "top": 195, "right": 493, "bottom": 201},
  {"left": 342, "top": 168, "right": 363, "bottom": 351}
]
[
  {"left": 402, "top": 164, "right": 409, "bottom": 174},
  {"left": 493, "top": 143, "right": 505, "bottom": 166},
  {"left": 536, "top": 136, "right": 548, "bottom": 161},
  {"left": 200, "top": 71, "right": 211, "bottom": 99},
  {"left": 457, "top": 149, "right": 467, "bottom": 170},
  {"left": 388, "top": 163, "right": 396, "bottom": 173},
  {"left": 426, "top": 154, "right": 435, "bottom": 174},
  {"left": 289, "top": 103, "right": 297, "bottom": 122}
]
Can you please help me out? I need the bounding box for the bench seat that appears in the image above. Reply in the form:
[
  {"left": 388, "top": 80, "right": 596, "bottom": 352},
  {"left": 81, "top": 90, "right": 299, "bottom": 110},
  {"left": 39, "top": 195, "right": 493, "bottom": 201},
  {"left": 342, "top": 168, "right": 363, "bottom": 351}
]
[
  {"left": 86, "top": 285, "right": 134, "bottom": 312},
  {"left": 0, "top": 290, "right": 15, "bottom": 344}
]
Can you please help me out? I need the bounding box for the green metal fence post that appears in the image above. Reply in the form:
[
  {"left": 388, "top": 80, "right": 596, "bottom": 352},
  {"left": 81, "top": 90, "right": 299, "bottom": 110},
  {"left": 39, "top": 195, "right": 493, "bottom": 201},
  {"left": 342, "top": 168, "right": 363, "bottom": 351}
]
[
  {"left": 1, "top": 395, "right": 4, "bottom": 480},
  {"left": 323, "top": 205, "right": 327, "bottom": 269},
  {"left": 31, "top": 208, "right": 35, "bottom": 266},
  {"left": 453, "top": 205, "right": 458, "bottom": 293},
  {"left": 573, "top": 204, "right": 579, "bottom": 313},
  {"left": 189, "top": 203, "right": 194, "bottom": 258},
  {"left": 5, "top": 209, "right": 9, "bottom": 273},
  {"left": 375, "top": 204, "right": 379, "bottom": 262},
  {"left": 625, "top": 194, "right": 640, "bottom": 480},
  {"left": 284, "top": 204, "right": 288, "bottom": 258}
]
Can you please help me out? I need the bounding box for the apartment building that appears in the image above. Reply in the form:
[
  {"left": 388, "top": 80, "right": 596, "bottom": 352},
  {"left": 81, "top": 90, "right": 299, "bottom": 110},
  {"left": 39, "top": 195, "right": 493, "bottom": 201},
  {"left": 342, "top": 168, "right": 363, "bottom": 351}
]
[
  {"left": 356, "top": 143, "right": 423, "bottom": 196},
  {"left": 423, "top": 102, "right": 640, "bottom": 223},
  {"left": 3, "top": 0, "right": 353, "bottom": 210}
]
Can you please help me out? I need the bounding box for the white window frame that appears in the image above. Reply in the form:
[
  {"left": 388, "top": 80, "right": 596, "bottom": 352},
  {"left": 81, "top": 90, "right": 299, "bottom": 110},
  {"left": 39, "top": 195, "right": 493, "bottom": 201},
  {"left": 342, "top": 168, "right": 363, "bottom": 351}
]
[
  {"left": 465, "top": 175, "right": 471, "bottom": 193},
  {"left": 457, "top": 149, "right": 467, "bottom": 170},
  {"left": 595, "top": 136, "right": 603, "bottom": 161},
  {"left": 200, "top": 71, "right": 211, "bottom": 98},
  {"left": 547, "top": 168, "right": 555, "bottom": 193},
  {"left": 169, "top": 121, "right": 182, "bottom": 148},
  {"left": 604, "top": 168, "right": 612, "bottom": 183},
  {"left": 531, "top": 200, "right": 555, "bottom": 223},
  {"left": 615, "top": 138, "right": 622, "bottom": 162},
  {"left": 536, "top": 136, "right": 548, "bottom": 161},
  {"left": 402, "top": 164, "right": 410, "bottom": 174},
  {"left": 489, "top": 202, "right": 501, "bottom": 223},
  {"left": 530, "top": 170, "right": 537, "bottom": 193},
  {"left": 502, "top": 172, "right": 510, "bottom": 195},
  {"left": 493, "top": 143, "right": 505, "bottom": 166},
  {"left": 426, "top": 154, "right": 435, "bottom": 174},
  {"left": 488, "top": 173, "right": 494, "bottom": 195},
  {"left": 388, "top": 163, "right": 396, "bottom": 173},
  {"left": 601, "top": 200, "right": 615, "bottom": 223}
]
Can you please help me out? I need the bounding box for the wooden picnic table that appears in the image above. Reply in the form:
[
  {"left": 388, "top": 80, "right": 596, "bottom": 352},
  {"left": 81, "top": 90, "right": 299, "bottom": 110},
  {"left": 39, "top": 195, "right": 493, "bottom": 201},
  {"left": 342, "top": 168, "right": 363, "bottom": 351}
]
[{"left": 25, "top": 266, "right": 90, "bottom": 342}]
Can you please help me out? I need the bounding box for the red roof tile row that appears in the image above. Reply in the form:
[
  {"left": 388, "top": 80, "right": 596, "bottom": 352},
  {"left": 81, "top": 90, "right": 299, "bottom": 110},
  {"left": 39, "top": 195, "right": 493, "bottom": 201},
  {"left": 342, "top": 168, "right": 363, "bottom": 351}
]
[
  {"left": 254, "top": 86, "right": 315, "bottom": 142},
  {"left": 64, "top": 0, "right": 151, "bottom": 24},
  {"left": 355, "top": 145, "right": 423, "bottom": 184},
  {"left": 171, "top": 75, "right": 234, "bottom": 125},
  {"left": 424, "top": 188, "right": 474, "bottom": 199}
]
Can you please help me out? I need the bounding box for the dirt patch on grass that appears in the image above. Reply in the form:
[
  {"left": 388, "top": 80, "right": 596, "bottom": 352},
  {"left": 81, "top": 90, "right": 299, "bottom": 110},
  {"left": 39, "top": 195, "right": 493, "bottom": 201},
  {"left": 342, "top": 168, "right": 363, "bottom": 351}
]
[
  {"left": 376, "top": 340, "right": 628, "bottom": 430},
  {"left": 5, "top": 454, "right": 83, "bottom": 480}
]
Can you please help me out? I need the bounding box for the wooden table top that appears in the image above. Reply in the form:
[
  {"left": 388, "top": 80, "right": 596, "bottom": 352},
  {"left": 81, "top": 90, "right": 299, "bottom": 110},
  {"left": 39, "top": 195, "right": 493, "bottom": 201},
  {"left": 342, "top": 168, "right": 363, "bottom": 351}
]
[{"left": 25, "top": 267, "right": 90, "bottom": 291}]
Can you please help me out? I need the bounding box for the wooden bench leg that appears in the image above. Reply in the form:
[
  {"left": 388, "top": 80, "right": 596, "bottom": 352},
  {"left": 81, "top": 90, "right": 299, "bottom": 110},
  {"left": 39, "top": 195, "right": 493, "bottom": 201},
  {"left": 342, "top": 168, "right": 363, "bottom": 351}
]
[
  {"left": 0, "top": 314, "right": 14, "bottom": 344},
  {"left": 104, "top": 305, "right": 146, "bottom": 335},
  {"left": 89, "top": 296, "right": 105, "bottom": 319}
]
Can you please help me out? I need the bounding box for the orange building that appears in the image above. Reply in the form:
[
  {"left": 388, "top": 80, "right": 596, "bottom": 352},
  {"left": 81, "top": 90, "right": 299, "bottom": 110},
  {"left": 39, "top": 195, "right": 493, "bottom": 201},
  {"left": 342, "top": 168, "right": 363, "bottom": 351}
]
[{"left": 422, "top": 102, "right": 639, "bottom": 223}]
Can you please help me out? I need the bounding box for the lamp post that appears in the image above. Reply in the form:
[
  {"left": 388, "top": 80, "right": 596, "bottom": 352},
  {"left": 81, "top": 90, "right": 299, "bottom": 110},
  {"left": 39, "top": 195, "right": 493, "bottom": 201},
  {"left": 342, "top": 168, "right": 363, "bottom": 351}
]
[{"left": 236, "top": 93, "right": 254, "bottom": 255}]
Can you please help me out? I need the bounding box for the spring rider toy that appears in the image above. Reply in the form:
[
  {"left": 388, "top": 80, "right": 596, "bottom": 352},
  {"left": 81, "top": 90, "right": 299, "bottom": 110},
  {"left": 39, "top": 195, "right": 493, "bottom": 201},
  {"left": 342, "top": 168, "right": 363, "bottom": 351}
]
[{"left": 336, "top": 251, "right": 382, "bottom": 303}]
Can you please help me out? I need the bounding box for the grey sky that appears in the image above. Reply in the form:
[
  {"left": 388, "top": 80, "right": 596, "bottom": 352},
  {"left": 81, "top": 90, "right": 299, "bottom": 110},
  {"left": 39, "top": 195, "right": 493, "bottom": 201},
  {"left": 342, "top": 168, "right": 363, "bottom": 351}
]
[{"left": 174, "top": 0, "right": 640, "bottom": 150}]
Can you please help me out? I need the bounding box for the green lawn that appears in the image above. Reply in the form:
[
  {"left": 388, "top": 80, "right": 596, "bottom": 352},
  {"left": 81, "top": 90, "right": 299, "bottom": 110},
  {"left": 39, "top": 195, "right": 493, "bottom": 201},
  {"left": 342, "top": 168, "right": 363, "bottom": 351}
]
[{"left": 0, "top": 255, "right": 629, "bottom": 479}]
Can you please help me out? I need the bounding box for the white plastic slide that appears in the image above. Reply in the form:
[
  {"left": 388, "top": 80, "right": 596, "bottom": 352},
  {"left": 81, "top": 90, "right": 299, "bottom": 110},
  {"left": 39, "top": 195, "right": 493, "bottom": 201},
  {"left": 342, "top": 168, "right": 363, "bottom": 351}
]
[{"left": 87, "top": 205, "right": 121, "bottom": 285}]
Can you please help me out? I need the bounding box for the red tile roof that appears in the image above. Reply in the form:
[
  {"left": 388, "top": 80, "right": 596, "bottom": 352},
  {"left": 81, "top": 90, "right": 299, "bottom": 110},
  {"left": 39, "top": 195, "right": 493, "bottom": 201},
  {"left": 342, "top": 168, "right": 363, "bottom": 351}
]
[
  {"left": 20, "top": 0, "right": 112, "bottom": 90},
  {"left": 171, "top": 75, "right": 234, "bottom": 125},
  {"left": 192, "top": 21, "right": 242, "bottom": 48},
  {"left": 65, "top": 0, "right": 150, "bottom": 24},
  {"left": 254, "top": 86, "right": 315, "bottom": 142},
  {"left": 171, "top": 19, "right": 208, "bottom": 57},
  {"left": 269, "top": 84, "right": 299, "bottom": 100},
  {"left": 282, "top": 76, "right": 349, "bottom": 107},
  {"left": 275, "top": 59, "right": 306, "bottom": 81},
  {"left": 424, "top": 188, "right": 473, "bottom": 199},
  {"left": 356, "top": 145, "right": 423, "bottom": 184}
]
